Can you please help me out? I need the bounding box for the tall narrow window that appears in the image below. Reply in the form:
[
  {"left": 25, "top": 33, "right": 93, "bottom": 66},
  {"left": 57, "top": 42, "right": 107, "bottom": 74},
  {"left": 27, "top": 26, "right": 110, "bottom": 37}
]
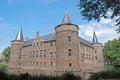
[
  {"left": 36, "top": 61, "right": 38, "bottom": 66},
  {"left": 50, "top": 52, "right": 53, "bottom": 58},
  {"left": 37, "top": 42, "right": 39, "bottom": 46},
  {"left": 44, "top": 49, "right": 46, "bottom": 58},
  {"left": 95, "top": 56, "right": 97, "bottom": 60},
  {"left": 83, "top": 54, "right": 85, "bottom": 58},
  {"left": 33, "top": 51, "right": 35, "bottom": 58},
  {"left": 68, "top": 49, "right": 72, "bottom": 56},
  {"left": 44, "top": 62, "right": 46, "bottom": 66},
  {"left": 40, "top": 62, "right": 42, "bottom": 65},
  {"left": 33, "top": 61, "right": 34, "bottom": 65},
  {"left": 55, "top": 42, "right": 56, "bottom": 46},
  {"left": 19, "top": 62, "right": 21, "bottom": 66},
  {"left": 50, "top": 42, "right": 53, "bottom": 46},
  {"left": 30, "top": 51, "right": 32, "bottom": 58},
  {"left": 40, "top": 50, "right": 42, "bottom": 58},
  {"left": 19, "top": 55, "right": 21, "bottom": 59},
  {"left": 92, "top": 55, "right": 94, "bottom": 59},
  {"left": 68, "top": 36, "right": 71, "bottom": 42},
  {"left": 51, "top": 62, "right": 53, "bottom": 66},
  {"left": 69, "top": 63, "right": 72, "bottom": 67},
  {"left": 95, "top": 50, "right": 97, "bottom": 54},
  {"left": 40, "top": 41, "right": 42, "bottom": 45},
  {"left": 33, "top": 43, "right": 35, "bottom": 46},
  {"left": 36, "top": 51, "right": 38, "bottom": 58}
]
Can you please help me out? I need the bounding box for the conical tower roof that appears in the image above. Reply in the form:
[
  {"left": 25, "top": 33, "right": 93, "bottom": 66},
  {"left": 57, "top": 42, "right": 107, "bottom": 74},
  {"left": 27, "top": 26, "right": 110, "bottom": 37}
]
[
  {"left": 15, "top": 27, "right": 24, "bottom": 41},
  {"left": 62, "top": 10, "right": 72, "bottom": 24},
  {"left": 93, "top": 31, "right": 98, "bottom": 44}
]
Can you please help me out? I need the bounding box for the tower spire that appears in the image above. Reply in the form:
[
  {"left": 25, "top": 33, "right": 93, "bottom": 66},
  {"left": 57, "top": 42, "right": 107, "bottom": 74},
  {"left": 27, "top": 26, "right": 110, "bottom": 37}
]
[
  {"left": 93, "top": 31, "right": 98, "bottom": 44},
  {"left": 62, "top": 10, "right": 72, "bottom": 24},
  {"left": 15, "top": 26, "right": 24, "bottom": 41}
]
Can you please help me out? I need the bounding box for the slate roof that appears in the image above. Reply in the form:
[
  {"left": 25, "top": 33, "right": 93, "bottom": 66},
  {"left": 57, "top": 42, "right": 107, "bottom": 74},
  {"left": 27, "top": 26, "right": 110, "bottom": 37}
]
[
  {"left": 93, "top": 31, "right": 98, "bottom": 43},
  {"left": 24, "top": 32, "right": 93, "bottom": 48},
  {"left": 24, "top": 33, "right": 56, "bottom": 46},
  {"left": 15, "top": 27, "right": 24, "bottom": 41},
  {"left": 62, "top": 10, "right": 72, "bottom": 24},
  {"left": 79, "top": 37, "right": 93, "bottom": 48}
]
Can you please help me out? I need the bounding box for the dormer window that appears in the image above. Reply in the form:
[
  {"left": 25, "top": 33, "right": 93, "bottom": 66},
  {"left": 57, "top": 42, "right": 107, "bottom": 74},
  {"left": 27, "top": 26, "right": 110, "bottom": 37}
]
[
  {"left": 95, "top": 50, "right": 97, "bottom": 54},
  {"left": 40, "top": 41, "right": 42, "bottom": 45},
  {"left": 50, "top": 42, "right": 53, "bottom": 46},
  {"left": 33, "top": 43, "right": 35, "bottom": 46},
  {"left": 37, "top": 42, "right": 39, "bottom": 46}
]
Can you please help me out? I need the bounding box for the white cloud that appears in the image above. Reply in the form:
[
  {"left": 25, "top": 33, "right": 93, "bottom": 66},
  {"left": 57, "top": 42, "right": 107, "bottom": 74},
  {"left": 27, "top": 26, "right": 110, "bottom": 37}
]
[{"left": 79, "top": 18, "right": 120, "bottom": 44}]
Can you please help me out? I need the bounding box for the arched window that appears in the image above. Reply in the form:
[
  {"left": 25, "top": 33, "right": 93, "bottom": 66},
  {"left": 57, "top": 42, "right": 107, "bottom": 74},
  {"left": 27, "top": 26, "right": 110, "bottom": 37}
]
[{"left": 69, "top": 63, "right": 72, "bottom": 67}]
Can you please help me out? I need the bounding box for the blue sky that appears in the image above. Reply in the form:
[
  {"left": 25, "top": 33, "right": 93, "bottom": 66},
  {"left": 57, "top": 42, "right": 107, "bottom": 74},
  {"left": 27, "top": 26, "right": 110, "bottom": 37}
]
[{"left": 0, "top": 0, "right": 119, "bottom": 52}]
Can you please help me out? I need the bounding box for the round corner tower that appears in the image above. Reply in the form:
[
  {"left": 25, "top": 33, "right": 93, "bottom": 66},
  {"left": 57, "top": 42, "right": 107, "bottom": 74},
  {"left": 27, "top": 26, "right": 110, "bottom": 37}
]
[
  {"left": 55, "top": 11, "right": 80, "bottom": 73},
  {"left": 9, "top": 28, "right": 24, "bottom": 73}
]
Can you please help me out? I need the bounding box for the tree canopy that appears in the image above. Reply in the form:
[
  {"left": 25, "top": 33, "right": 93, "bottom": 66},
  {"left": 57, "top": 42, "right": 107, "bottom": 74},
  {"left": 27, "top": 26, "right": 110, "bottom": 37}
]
[
  {"left": 2, "top": 46, "right": 11, "bottom": 63},
  {"left": 78, "top": 0, "right": 120, "bottom": 33},
  {"left": 103, "top": 37, "right": 120, "bottom": 67}
]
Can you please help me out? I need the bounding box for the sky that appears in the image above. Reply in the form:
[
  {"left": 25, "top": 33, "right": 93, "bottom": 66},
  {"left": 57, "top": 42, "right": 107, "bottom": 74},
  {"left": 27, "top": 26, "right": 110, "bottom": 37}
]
[{"left": 0, "top": 0, "right": 119, "bottom": 52}]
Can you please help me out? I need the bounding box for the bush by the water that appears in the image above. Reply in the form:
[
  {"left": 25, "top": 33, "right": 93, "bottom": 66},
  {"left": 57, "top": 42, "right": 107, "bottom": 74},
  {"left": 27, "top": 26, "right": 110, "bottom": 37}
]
[
  {"left": 0, "top": 70, "right": 81, "bottom": 80},
  {"left": 89, "top": 69, "right": 120, "bottom": 80}
]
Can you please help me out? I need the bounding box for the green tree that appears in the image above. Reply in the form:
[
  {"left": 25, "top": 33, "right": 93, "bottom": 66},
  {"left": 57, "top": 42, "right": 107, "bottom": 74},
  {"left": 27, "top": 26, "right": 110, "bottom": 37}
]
[
  {"left": 103, "top": 37, "right": 120, "bottom": 67},
  {"left": 78, "top": 0, "right": 120, "bottom": 33},
  {"left": 2, "top": 46, "right": 11, "bottom": 63}
]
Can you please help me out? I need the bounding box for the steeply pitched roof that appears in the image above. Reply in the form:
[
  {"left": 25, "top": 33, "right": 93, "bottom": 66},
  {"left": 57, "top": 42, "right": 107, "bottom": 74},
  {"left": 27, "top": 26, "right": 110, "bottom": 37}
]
[
  {"left": 93, "top": 31, "right": 98, "bottom": 44},
  {"left": 15, "top": 27, "right": 24, "bottom": 41},
  {"left": 79, "top": 37, "right": 93, "bottom": 48},
  {"left": 24, "top": 33, "right": 56, "bottom": 46},
  {"left": 62, "top": 10, "right": 72, "bottom": 24}
]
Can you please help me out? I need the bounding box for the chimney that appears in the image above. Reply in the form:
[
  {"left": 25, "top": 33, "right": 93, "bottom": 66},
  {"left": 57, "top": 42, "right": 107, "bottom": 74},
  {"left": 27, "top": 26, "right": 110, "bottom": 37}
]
[{"left": 36, "top": 32, "right": 39, "bottom": 39}]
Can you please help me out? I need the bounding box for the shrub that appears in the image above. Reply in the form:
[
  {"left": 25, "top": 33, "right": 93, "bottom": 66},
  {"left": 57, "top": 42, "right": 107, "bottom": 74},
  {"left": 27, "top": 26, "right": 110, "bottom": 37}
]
[
  {"left": 89, "top": 69, "right": 120, "bottom": 80},
  {"left": 61, "top": 72, "right": 81, "bottom": 80},
  {"left": 0, "top": 70, "right": 82, "bottom": 80}
]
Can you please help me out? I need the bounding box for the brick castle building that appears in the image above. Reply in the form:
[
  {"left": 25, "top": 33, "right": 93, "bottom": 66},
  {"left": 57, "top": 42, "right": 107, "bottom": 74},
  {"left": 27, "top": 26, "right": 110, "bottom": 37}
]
[{"left": 8, "top": 11, "right": 104, "bottom": 77}]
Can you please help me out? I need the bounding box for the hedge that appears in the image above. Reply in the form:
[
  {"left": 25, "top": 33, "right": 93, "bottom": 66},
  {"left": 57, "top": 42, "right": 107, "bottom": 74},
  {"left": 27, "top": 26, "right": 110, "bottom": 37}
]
[
  {"left": 89, "top": 69, "right": 120, "bottom": 80},
  {"left": 0, "top": 70, "right": 81, "bottom": 80}
]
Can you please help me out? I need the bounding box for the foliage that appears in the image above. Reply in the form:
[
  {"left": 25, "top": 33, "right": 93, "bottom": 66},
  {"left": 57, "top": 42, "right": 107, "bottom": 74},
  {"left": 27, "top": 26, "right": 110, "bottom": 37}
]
[
  {"left": 0, "top": 63, "right": 8, "bottom": 72},
  {"left": 2, "top": 46, "right": 11, "bottom": 63},
  {"left": 89, "top": 69, "right": 120, "bottom": 80},
  {"left": 78, "top": 0, "right": 120, "bottom": 33},
  {"left": 0, "top": 70, "right": 81, "bottom": 80},
  {"left": 61, "top": 72, "right": 81, "bottom": 80},
  {"left": 103, "top": 37, "right": 120, "bottom": 67}
]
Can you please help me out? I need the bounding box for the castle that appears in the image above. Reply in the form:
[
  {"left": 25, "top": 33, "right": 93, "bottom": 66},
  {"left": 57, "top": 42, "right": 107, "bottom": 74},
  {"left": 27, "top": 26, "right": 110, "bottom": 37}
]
[{"left": 8, "top": 11, "right": 104, "bottom": 78}]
